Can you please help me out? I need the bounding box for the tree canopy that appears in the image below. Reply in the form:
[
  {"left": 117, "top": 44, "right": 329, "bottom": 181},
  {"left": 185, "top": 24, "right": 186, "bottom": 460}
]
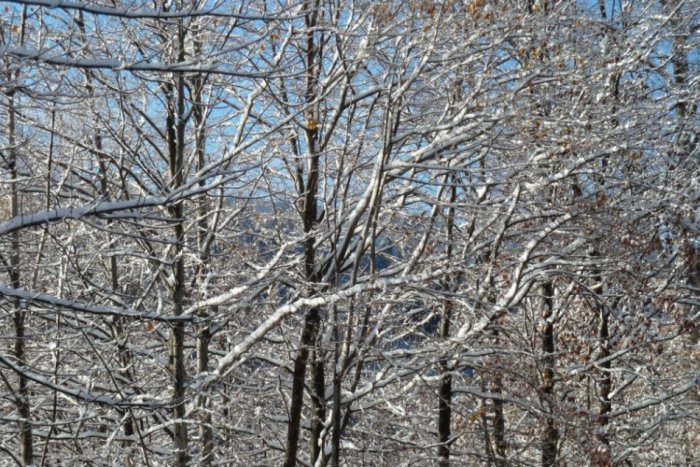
[{"left": 1, "top": 1, "right": 698, "bottom": 466}]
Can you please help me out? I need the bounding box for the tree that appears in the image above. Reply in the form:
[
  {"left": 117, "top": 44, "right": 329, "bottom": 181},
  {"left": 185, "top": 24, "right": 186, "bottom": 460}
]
[{"left": 1, "top": 1, "right": 697, "bottom": 466}]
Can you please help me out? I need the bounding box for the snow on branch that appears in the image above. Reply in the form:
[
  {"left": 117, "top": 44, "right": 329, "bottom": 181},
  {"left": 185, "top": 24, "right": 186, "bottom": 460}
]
[
  {"left": 0, "top": 179, "right": 219, "bottom": 236},
  {"left": 3, "top": 0, "right": 296, "bottom": 20},
  {"left": 184, "top": 241, "right": 298, "bottom": 315},
  {"left": 0, "top": 284, "right": 192, "bottom": 322},
  {"left": 0, "top": 196, "right": 169, "bottom": 236},
  {"left": 2, "top": 46, "right": 272, "bottom": 78},
  {"left": 0, "top": 354, "right": 168, "bottom": 409},
  {"left": 608, "top": 375, "right": 699, "bottom": 417},
  {"left": 188, "top": 266, "right": 465, "bottom": 401}
]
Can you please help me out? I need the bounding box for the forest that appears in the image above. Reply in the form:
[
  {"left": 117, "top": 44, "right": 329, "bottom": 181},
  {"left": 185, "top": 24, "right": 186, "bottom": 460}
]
[{"left": 0, "top": 0, "right": 698, "bottom": 466}]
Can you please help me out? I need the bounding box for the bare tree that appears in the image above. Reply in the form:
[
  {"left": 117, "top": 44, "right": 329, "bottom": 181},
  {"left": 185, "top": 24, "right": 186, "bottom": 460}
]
[{"left": 0, "top": 1, "right": 697, "bottom": 466}]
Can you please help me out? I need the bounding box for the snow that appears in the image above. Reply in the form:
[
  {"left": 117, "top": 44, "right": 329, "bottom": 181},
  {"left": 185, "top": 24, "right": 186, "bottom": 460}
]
[
  {"left": 0, "top": 284, "right": 191, "bottom": 322},
  {"left": 3, "top": 0, "right": 291, "bottom": 20}
]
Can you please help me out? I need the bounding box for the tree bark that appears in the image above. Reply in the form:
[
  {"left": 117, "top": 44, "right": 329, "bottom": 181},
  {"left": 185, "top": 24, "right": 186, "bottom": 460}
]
[
  {"left": 284, "top": 307, "right": 321, "bottom": 467},
  {"left": 165, "top": 20, "right": 189, "bottom": 465},
  {"left": 492, "top": 368, "right": 507, "bottom": 467},
  {"left": 437, "top": 317, "right": 452, "bottom": 467},
  {"left": 438, "top": 183, "right": 457, "bottom": 467},
  {"left": 190, "top": 32, "right": 215, "bottom": 465},
  {"left": 197, "top": 325, "right": 213, "bottom": 466},
  {"left": 540, "top": 282, "right": 558, "bottom": 467},
  {"left": 310, "top": 346, "right": 326, "bottom": 464},
  {"left": 284, "top": 3, "right": 323, "bottom": 465},
  {"left": 591, "top": 258, "right": 611, "bottom": 466},
  {"left": 7, "top": 69, "right": 34, "bottom": 467},
  {"left": 5, "top": 8, "right": 34, "bottom": 464}
]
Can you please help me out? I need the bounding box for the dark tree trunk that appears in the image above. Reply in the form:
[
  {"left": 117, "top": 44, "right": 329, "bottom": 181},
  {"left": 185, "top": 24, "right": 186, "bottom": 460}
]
[
  {"left": 438, "top": 183, "right": 457, "bottom": 467},
  {"left": 540, "top": 281, "right": 558, "bottom": 467},
  {"left": 310, "top": 346, "right": 327, "bottom": 464},
  {"left": 284, "top": 3, "right": 323, "bottom": 465},
  {"left": 8, "top": 79, "right": 34, "bottom": 467},
  {"left": 165, "top": 21, "right": 189, "bottom": 464},
  {"left": 437, "top": 332, "right": 452, "bottom": 467},
  {"left": 284, "top": 307, "right": 321, "bottom": 467},
  {"left": 492, "top": 369, "right": 507, "bottom": 467},
  {"left": 591, "top": 260, "right": 611, "bottom": 466}
]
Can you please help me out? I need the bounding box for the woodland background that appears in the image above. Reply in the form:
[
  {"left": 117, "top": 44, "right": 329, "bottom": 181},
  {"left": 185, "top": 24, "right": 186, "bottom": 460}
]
[{"left": 0, "top": 0, "right": 698, "bottom": 466}]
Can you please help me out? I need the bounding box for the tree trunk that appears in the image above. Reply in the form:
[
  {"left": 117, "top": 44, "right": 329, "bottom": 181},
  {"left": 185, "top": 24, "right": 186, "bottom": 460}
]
[
  {"left": 284, "top": 307, "right": 322, "bottom": 467},
  {"left": 438, "top": 183, "right": 457, "bottom": 467},
  {"left": 591, "top": 260, "right": 611, "bottom": 466},
  {"left": 492, "top": 369, "right": 507, "bottom": 467},
  {"left": 197, "top": 325, "right": 213, "bottom": 466},
  {"left": 5, "top": 8, "right": 34, "bottom": 464},
  {"left": 330, "top": 301, "right": 343, "bottom": 467},
  {"left": 310, "top": 346, "right": 326, "bottom": 464},
  {"left": 8, "top": 81, "right": 34, "bottom": 467},
  {"left": 191, "top": 36, "right": 215, "bottom": 465},
  {"left": 166, "top": 21, "right": 189, "bottom": 464},
  {"left": 437, "top": 317, "right": 452, "bottom": 467},
  {"left": 284, "top": 3, "right": 323, "bottom": 464},
  {"left": 540, "top": 281, "right": 558, "bottom": 467}
]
